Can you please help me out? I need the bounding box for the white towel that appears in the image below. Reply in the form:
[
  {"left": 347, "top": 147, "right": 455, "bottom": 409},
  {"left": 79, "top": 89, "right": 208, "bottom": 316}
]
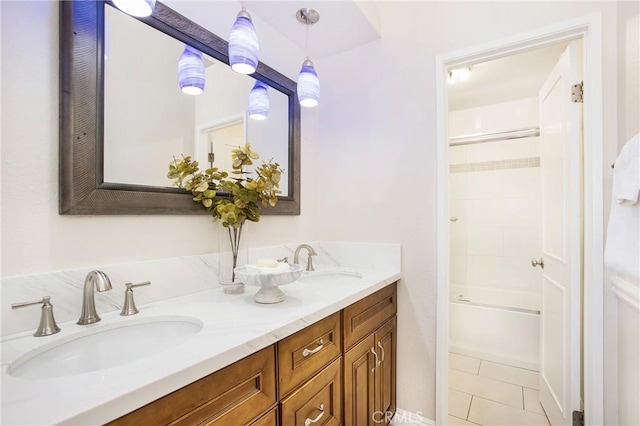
[
  {"left": 605, "top": 133, "right": 640, "bottom": 283},
  {"left": 613, "top": 133, "right": 640, "bottom": 204}
]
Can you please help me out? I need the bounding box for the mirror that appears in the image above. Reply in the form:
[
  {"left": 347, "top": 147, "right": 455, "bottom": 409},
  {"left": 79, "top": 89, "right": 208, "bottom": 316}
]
[
  {"left": 60, "top": 0, "right": 300, "bottom": 215},
  {"left": 103, "top": 6, "right": 290, "bottom": 195}
]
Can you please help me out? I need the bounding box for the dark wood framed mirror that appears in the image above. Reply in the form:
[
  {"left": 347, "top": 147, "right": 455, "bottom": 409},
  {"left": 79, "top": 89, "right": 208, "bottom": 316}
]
[{"left": 59, "top": 0, "right": 300, "bottom": 215}]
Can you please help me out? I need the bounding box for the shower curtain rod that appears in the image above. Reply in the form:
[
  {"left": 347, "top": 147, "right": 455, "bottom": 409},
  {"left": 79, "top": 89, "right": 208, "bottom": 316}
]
[{"left": 449, "top": 127, "right": 540, "bottom": 146}]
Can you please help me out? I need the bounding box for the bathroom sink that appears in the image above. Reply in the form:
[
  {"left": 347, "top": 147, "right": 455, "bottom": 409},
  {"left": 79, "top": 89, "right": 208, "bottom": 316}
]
[
  {"left": 7, "top": 316, "right": 203, "bottom": 380},
  {"left": 297, "top": 270, "right": 363, "bottom": 284}
]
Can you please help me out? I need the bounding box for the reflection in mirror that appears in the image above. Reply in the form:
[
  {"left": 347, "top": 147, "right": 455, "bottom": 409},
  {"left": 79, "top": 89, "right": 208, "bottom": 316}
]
[{"left": 103, "top": 5, "right": 289, "bottom": 195}]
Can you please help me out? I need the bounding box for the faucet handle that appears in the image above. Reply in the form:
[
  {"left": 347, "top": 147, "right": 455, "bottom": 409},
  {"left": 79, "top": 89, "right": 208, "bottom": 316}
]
[
  {"left": 277, "top": 257, "right": 289, "bottom": 264},
  {"left": 120, "top": 281, "right": 151, "bottom": 316},
  {"left": 12, "top": 296, "right": 61, "bottom": 337},
  {"left": 306, "top": 253, "right": 316, "bottom": 272}
]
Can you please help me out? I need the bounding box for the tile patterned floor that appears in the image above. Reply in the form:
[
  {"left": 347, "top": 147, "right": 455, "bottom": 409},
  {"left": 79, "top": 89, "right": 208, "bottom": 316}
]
[{"left": 448, "top": 353, "right": 550, "bottom": 426}]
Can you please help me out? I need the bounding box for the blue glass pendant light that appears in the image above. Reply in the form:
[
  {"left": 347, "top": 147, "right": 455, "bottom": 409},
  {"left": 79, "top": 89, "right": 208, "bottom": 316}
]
[
  {"left": 248, "top": 81, "right": 269, "bottom": 120},
  {"left": 297, "top": 59, "right": 320, "bottom": 108},
  {"left": 296, "top": 8, "right": 320, "bottom": 107},
  {"left": 178, "top": 45, "right": 205, "bottom": 96},
  {"left": 112, "top": 0, "right": 156, "bottom": 17},
  {"left": 229, "top": 7, "right": 259, "bottom": 75}
]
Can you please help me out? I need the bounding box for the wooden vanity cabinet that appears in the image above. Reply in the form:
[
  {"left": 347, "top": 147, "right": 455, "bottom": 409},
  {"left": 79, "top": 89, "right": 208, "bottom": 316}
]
[
  {"left": 108, "top": 283, "right": 397, "bottom": 426},
  {"left": 343, "top": 284, "right": 397, "bottom": 426}
]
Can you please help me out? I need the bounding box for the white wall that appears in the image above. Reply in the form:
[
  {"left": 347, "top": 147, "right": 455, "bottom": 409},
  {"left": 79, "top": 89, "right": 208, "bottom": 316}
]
[
  {"left": 316, "top": 1, "right": 619, "bottom": 419},
  {"left": 0, "top": 0, "right": 318, "bottom": 278},
  {"left": 605, "top": 3, "right": 640, "bottom": 424},
  {"left": 617, "top": 1, "right": 640, "bottom": 143},
  {"left": 617, "top": 300, "right": 640, "bottom": 426}
]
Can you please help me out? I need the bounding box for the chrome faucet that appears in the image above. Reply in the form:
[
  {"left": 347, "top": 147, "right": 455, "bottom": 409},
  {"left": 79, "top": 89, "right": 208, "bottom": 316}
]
[
  {"left": 77, "top": 270, "right": 112, "bottom": 325},
  {"left": 294, "top": 244, "right": 317, "bottom": 271}
]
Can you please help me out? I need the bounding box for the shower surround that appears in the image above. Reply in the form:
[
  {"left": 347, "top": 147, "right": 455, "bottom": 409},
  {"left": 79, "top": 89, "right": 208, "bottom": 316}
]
[{"left": 449, "top": 97, "right": 542, "bottom": 369}]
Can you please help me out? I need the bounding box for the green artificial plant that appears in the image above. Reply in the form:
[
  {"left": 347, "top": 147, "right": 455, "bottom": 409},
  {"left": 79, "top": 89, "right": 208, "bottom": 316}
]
[{"left": 168, "top": 143, "right": 283, "bottom": 281}]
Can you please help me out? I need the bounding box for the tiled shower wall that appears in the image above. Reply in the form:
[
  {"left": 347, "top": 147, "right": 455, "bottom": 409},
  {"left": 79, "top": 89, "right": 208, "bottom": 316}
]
[{"left": 449, "top": 98, "right": 542, "bottom": 304}]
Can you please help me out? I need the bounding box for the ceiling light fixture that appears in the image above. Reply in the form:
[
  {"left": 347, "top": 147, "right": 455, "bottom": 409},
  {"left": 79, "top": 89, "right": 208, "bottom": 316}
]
[
  {"left": 248, "top": 80, "right": 269, "bottom": 120},
  {"left": 229, "top": 4, "right": 259, "bottom": 75},
  {"left": 448, "top": 66, "right": 471, "bottom": 84},
  {"left": 112, "top": 0, "right": 156, "bottom": 18},
  {"left": 178, "top": 45, "right": 205, "bottom": 96},
  {"left": 296, "top": 8, "right": 320, "bottom": 108}
]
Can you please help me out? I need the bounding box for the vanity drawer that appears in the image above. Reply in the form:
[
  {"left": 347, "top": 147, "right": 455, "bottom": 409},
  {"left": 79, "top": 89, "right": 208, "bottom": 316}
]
[
  {"left": 280, "top": 357, "right": 342, "bottom": 426},
  {"left": 251, "top": 407, "right": 278, "bottom": 426},
  {"left": 109, "top": 345, "right": 277, "bottom": 426},
  {"left": 343, "top": 283, "right": 397, "bottom": 350},
  {"left": 278, "top": 312, "right": 341, "bottom": 397}
]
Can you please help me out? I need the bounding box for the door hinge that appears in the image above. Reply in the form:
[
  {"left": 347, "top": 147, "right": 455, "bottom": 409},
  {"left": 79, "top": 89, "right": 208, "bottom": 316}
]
[
  {"left": 571, "top": 82, "right": 584, "bottom": 103},
  {"left": 573, "top": 410, "right": 584, "bottom": 426}
]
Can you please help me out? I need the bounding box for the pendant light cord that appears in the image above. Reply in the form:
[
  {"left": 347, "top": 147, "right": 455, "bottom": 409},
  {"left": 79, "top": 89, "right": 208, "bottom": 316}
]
[{"left": 305, "top": 23, "right": 310, "bottom": 60}]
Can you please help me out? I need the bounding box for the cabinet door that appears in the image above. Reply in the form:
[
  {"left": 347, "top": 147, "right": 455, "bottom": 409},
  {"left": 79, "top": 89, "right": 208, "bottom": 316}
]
[
  {"left": 374, "top": 317, "right": 396, "bottom": 424},
  {"left": 280, "top": 358, "right": 342, "bottom": 426},
  {"left": 344, "top": 334, "right": 376, "bottom": 426}
]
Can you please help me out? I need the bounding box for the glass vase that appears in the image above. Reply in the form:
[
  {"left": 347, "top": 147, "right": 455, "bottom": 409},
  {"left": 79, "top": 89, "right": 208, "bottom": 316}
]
[{"left": 217, "top": 222, "right": 248, "bottom": 294}]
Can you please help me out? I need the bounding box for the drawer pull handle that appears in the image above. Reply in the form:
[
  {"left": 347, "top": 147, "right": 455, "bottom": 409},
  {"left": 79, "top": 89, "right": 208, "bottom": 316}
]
[
  {"left": 302, "top": 339, "right": 324, "bottom": 357},
  {"left": 377, "top": 341, "right": 385, "bottom": 364},
  {"left": 371, "top": 347, "right": 379, "bottom": 373},
  {"left": 304, "top": 403, "right": 325, "bottom": 426}
]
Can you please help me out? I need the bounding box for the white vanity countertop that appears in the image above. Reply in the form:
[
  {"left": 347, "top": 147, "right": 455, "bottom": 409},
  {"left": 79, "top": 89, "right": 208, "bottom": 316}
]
[{"left": 1, "top": 267, "right": 400, "bottom": 425}]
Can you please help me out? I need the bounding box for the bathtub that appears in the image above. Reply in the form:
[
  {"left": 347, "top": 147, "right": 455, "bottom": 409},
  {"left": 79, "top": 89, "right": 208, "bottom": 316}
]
[{"left": 449, "top": 285, "right": 540, "bottom": 371}]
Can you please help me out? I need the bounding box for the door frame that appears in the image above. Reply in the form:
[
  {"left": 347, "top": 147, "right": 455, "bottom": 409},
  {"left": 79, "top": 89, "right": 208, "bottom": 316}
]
[
  {"left": 435, "top": 13, "right": 604, "bottom": 425},
  {"left": 194, "top": 112, "right": 248, "bottom": 169}
]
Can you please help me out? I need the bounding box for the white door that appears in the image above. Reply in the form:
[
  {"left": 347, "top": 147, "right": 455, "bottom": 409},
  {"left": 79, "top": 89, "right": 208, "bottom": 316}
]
[
  {"left": 207, "top": 123, "right": 244, "bottom": 170},
  {"left": 537, "top": 41, "right": 583, "bottom": 425},
  {"left": 199, "top": 119, "right": 246, "bottom": 171}
]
